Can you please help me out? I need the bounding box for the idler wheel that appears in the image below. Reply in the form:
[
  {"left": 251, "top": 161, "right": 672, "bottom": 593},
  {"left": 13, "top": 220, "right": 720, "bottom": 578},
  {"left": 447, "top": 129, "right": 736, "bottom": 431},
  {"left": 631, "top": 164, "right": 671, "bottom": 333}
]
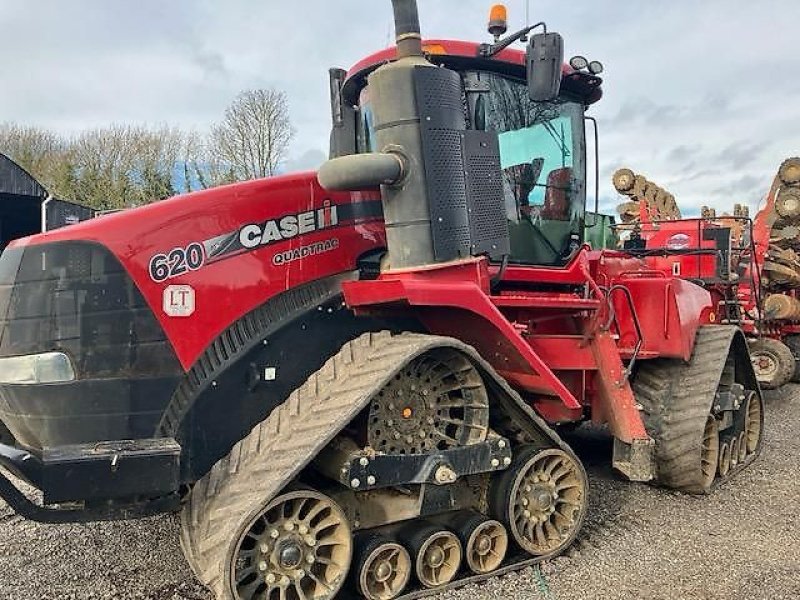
[
  {"left": 231, "top": 489, "right": 352, "bottom": 600},
  {"left": 354, "top": 536, "right": 411, "bottom": 600},
  {"left": 489, "top": 446, "right": 587, "bottom": 556}
]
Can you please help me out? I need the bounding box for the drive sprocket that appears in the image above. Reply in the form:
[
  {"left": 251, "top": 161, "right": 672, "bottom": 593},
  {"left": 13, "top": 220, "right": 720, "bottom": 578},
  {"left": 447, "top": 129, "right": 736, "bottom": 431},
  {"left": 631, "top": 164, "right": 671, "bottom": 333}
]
[{"left": 367, "top": 348, "right": 489, "bottom": 455}]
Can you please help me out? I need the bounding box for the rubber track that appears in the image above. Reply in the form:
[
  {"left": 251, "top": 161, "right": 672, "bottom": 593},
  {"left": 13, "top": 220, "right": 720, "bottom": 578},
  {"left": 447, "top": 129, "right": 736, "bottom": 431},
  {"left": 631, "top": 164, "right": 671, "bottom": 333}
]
[
  {"left": 181, "top": 331, "right": 576, "bottom": 599},
  {"left": 633, "top": 325, "right": 759, "bottom": 493}
]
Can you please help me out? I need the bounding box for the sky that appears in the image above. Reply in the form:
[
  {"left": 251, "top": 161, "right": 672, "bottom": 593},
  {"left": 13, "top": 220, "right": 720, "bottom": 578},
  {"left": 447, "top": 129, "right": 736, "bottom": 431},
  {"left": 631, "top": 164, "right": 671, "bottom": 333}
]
[{"left": 1, "top": 0, "right": 799, "bottom": 216}]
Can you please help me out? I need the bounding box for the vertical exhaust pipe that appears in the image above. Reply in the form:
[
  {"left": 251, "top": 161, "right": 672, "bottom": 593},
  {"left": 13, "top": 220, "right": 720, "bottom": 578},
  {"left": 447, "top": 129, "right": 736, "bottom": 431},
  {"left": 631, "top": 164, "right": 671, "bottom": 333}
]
[
  {"left": 391, "top": 0, "right": 423, "bottom": 58},
  {"left": 321, "top": 0, "right": 508, "bottom": 269}
]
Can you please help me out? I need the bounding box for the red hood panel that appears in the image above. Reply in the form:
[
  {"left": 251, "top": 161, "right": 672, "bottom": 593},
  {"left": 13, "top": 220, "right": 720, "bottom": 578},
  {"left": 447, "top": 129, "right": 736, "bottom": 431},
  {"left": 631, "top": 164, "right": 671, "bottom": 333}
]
[{"left": 13, "top": 173, "right": 384, "bottom": 370}]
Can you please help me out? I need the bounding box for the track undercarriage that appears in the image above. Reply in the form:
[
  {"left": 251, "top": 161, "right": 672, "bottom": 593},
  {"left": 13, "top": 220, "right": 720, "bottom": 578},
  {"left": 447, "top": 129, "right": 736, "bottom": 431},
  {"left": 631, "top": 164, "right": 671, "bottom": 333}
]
[
  {"left": 180, "top": 332, "right": 588, "bottom": 600},
  {"left": 634, "top": 326, "right": 764, "bottom": 494},
  {"left": 180, "top": 325, "right": 763, "bottom": 600}
]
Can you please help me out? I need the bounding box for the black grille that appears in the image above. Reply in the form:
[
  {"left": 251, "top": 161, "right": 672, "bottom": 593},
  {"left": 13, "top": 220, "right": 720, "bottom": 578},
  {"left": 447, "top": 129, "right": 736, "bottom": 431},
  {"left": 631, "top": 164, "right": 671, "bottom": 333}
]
[
  {"left": 0, "top": 241, "right": 180, "bottom": 379},
  {"left": 414, "top": 65, "right": 510, "bottom": 262},
  {"left": 465, "top": 133, "right": 510, "bottom": 259}
]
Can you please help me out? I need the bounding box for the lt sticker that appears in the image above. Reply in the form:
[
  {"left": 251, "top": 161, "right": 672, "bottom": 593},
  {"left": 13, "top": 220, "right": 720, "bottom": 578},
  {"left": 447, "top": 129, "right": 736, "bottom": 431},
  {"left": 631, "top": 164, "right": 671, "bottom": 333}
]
[{"left": 163, "top": 285, "right": 195, "bottom": 317}]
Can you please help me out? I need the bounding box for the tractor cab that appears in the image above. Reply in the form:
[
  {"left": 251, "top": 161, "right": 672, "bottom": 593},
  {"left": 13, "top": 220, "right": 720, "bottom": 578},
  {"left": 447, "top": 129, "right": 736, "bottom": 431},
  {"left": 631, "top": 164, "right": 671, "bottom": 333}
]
[{"left": 331, "top": 34, "right": 603, "bottom": 267}]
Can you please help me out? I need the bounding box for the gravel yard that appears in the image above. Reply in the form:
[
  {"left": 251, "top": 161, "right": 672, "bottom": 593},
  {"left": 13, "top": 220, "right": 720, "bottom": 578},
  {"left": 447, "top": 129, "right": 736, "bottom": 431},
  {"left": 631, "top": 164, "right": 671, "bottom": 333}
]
[{"left": 1, "top": 386, "right": 798, "bottom": 600}]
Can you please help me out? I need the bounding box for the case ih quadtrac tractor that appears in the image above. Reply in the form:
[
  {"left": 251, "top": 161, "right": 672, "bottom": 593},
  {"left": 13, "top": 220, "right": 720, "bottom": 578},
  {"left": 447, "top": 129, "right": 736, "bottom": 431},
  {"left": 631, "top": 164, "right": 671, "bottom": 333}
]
[{"left": 0, "top": 3, "right": 763, "bottom": 599}]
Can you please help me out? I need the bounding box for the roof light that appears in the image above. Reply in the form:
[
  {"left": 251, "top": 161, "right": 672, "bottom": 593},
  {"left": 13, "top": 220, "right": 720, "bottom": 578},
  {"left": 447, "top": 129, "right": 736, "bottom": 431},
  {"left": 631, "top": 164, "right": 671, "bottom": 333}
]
[
  {"left": 569, "top": 55, "right": 588, "bottom": 70},
  {"left": 488, "top": 4, "right": 508, "bottom": 38},
  {"left": 588, "top": 60, "right": 604, "bottom": 75},
  {"left": 422, "top": 43, "right": 447, "bottom": 55}
]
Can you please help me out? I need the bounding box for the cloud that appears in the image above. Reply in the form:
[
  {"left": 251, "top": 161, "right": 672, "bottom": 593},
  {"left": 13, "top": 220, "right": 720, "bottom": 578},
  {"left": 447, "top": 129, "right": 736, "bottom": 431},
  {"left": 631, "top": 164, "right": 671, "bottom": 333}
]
[{"left": 0, "top": 0, "right": 798, "bottom": 217}]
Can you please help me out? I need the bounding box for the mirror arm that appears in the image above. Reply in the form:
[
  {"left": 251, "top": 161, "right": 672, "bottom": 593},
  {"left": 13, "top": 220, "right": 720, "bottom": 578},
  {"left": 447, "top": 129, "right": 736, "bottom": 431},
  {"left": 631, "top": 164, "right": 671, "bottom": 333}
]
[{"left": 479, "top": 22, "right": 547, "bottom": 58}]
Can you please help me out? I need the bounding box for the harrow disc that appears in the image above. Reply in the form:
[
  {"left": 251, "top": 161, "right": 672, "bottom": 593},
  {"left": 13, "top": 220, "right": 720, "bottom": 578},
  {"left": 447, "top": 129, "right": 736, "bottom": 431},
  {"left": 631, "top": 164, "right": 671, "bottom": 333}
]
[
  {"left": 779, "top": 157, "right": 800, "bottom": 185},
  {"left": 613, "top": 168, "right": 636, "bottom": 194}
]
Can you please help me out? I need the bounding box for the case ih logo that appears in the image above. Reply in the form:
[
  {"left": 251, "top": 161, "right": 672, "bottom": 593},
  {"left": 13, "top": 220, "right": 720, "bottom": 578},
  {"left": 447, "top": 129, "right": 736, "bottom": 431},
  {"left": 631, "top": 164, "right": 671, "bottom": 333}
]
[
  {"left": 147, "top": 198, "right": 382, "bottom": 282},
  {"left": 239, "top": 202, "right": 339, "bottom": 249}
]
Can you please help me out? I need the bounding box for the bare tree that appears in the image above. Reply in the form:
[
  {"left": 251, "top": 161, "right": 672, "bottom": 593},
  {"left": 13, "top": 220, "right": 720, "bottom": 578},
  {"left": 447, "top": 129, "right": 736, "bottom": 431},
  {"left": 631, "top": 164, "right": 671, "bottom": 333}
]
[
  {"left": 210, "top": 88, "right": 294, "bottom": 180},
  {"left": 0, "top": 123, "right": 71, "bottom": 193}
]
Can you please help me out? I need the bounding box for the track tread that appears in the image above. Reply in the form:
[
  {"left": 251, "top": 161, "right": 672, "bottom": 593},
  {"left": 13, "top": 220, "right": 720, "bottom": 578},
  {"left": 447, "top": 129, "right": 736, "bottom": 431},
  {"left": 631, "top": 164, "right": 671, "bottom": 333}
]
[{"left": 633, "top": 326, "right": 742, "bottom": 493}]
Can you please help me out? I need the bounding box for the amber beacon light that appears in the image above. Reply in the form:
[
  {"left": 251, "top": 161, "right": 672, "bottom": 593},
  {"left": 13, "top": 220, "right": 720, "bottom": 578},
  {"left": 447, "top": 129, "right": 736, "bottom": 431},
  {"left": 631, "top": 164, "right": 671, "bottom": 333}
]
[{"left": 488, "top": 4, "right": 508, "bottom": 38}]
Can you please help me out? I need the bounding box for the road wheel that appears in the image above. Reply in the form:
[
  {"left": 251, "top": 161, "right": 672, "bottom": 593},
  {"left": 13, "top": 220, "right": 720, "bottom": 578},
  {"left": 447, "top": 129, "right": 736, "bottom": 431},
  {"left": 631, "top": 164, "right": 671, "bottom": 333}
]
[
  {"left": 353, "top": 536, "right": 411, "bottom": 600},
  {"left": 749, "top": 338, "right": 795, "bottom": 389},
  {"left": 455, "top": 514, "right": 508, "bottom": 575}
]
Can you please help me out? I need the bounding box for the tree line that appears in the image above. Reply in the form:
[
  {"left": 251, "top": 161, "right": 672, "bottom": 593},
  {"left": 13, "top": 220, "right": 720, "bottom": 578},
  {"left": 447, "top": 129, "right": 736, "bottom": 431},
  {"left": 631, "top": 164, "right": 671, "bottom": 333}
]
[{"left": 0, "top": 88, "right": 293, "bottom": 211}]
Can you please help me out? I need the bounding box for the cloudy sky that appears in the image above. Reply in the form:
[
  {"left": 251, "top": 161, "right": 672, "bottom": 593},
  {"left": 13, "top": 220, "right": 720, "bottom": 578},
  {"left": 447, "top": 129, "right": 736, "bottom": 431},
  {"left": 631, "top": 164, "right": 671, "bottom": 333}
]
[{"left": 1, "top": 0, "right": 798, "bottom": 215}]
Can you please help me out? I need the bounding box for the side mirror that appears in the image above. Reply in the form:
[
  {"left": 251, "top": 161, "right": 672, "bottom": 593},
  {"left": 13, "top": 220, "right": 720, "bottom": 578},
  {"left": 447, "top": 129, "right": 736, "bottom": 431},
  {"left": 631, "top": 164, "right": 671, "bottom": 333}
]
[
  {"left": 527, "top": 32, "right": 564, "bottom": 101},
  {"left": 328, "top": 68, "right": 357, "bottom": 158}
]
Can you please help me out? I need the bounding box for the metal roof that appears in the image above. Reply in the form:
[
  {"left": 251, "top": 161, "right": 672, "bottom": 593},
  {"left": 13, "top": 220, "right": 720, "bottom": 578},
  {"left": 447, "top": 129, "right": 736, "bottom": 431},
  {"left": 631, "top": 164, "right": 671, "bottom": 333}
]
[{"left": 0, "top": 154, "right": 48, "bottom": 199}]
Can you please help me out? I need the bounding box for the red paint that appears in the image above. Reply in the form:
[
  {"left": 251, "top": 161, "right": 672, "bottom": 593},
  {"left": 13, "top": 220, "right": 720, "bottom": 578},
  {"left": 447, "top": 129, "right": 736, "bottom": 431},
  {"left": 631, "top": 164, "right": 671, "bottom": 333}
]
[{"left": 13, "top": 173, "right": 385, "bottom": 370}]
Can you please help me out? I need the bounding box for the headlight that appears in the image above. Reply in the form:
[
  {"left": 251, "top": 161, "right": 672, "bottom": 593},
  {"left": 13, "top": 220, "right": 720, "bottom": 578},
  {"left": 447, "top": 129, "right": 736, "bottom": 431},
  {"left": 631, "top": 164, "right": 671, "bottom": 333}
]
[{"left": 0, "top": 352, "right": 76, "bottom": 384}]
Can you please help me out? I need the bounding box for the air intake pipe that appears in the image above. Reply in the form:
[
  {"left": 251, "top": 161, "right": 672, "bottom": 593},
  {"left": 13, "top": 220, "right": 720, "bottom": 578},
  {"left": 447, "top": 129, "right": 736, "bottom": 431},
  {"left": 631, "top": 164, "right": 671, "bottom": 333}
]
[{"left": 391, "top": 0, "right": 424, "bottom": 58}]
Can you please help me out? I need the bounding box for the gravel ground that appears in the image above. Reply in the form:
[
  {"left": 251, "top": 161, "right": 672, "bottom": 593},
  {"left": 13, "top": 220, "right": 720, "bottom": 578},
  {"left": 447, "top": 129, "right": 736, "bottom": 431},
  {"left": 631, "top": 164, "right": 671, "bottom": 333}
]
[{"left": 1, "top": 386, "right": 798, "bottom": 600}]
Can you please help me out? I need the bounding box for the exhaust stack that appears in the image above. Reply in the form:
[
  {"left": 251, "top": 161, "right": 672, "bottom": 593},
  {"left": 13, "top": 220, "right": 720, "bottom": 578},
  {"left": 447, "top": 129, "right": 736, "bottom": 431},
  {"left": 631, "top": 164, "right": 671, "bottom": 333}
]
[
  {"left": 391, "top": 0, "right": 423, "bottom": 58},
  {"left": 318, "top": 0, "right": 509, "bottom": 270}
]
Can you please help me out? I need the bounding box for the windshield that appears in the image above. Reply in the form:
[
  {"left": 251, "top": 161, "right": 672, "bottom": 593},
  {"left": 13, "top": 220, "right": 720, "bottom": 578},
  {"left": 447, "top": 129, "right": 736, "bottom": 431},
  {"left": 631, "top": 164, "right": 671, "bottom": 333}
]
[
  {"left": 470, "top": 72, "right": 586, "bottom": 265},
  {"left": 356, "top": 69, "right": 586, "bottom": 266}
]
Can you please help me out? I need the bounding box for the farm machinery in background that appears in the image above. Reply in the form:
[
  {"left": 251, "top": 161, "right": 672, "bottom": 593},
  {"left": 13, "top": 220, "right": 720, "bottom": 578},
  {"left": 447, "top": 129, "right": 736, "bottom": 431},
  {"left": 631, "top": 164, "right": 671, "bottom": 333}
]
[
  {"left": 0, "top": 2, "right": 764, "bottom": 600},
  {"left": 612, "top": 158, "right": 800, "bottom": 390}
]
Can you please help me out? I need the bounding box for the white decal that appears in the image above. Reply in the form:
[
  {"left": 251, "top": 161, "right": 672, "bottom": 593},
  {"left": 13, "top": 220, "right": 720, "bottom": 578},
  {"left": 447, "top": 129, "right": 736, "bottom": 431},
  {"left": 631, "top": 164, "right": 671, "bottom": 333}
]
[
  {"left": 163, "top": 285, "right": 196, "bottom": 317},
  {"left": 272, "top": 238, "right": 340, "bottom": 266}
]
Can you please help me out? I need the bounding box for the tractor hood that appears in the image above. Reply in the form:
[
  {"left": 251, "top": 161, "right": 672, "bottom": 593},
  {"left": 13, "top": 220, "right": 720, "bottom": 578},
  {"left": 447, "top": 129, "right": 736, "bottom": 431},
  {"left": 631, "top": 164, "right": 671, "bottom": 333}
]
[{"left": 3, "top": 172, "right": 384, "bottom": 370}]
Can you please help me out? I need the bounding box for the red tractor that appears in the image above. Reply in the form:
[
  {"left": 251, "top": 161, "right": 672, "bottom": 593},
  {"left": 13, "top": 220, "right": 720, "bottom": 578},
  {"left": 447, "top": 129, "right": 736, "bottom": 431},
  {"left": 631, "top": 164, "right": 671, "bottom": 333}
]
[{"left": 0, "top": 3, "right": 763, "bottom": 599}]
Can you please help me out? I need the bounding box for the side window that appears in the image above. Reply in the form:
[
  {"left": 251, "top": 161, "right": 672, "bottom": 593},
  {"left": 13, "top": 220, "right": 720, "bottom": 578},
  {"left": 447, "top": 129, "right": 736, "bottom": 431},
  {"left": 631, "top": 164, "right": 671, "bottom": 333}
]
[{"left": 357, "top": 87, "right": 375, "bottom": 153}]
